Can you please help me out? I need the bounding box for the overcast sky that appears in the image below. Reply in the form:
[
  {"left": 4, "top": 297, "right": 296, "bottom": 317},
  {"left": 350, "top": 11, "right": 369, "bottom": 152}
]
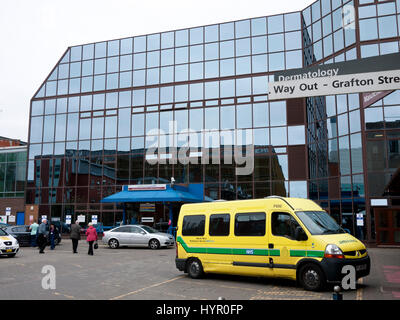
[{"left": 0, "top": 0, "right": 315, "bottom": 142}]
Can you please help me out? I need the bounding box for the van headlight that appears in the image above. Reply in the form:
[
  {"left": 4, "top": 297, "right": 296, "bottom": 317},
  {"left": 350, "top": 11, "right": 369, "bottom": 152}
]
[{"left": 324, "top": 244, "right": 345, "bottom": 259}]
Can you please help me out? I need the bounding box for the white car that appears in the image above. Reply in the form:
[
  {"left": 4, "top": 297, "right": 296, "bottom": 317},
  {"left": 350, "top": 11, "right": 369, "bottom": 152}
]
[
  {"left": 0, "top": 228, "right": 19, "bottom": 257},
  {"left": 103, "top": 225, "right": 175, "bottom": 250}
]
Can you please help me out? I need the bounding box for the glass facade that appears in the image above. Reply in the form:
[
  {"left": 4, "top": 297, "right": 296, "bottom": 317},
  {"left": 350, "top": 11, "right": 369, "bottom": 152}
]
[
  {"left": 0, "top": 148, "right": 27, "bottom": 198},
  {"left": 28, "top": 0, "right": 400, "bottom": 242}
]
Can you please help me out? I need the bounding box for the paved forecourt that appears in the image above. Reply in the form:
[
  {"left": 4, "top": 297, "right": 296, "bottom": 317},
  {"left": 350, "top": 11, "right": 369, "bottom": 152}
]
[{"left": 0, "top": 241, "right": 398, "bottom": 300}]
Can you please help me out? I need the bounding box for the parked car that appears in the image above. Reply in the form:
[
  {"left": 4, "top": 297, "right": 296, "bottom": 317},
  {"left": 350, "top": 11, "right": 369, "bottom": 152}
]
[
  {"left": 0, "top": 223, "right": 9, "bottom": 230},
  {"left": 6, "top": 224, "right": 63, "bottom": 247},
  {"left": 3, "top": 226, "right": 31, "bottom": 247},
  {"left": 0, "top": 228, "right": 19, "bottom": 257},
  {"left": 102, "top": 225, "right": 175, "bottom": 250}
]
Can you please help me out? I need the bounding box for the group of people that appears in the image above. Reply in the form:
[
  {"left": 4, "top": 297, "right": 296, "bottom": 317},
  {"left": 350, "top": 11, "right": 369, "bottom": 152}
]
[
  {"left": 28, "top": 219, "right": 59, "bottom": 253},
  {"left": 28, "top": 219, "right": 98, "bottom": 255},
  {"left": 70, "top": 220, "right": 98, "bottom": 255}
]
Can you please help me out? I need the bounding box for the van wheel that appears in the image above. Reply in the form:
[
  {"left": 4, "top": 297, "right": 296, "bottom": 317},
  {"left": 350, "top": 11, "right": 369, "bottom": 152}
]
[
  {"left": 299, "top": 263, "right": 326, "bottom": 291},
  {"left": 187, "top": 258, "right": 204, "bottom": 279}
]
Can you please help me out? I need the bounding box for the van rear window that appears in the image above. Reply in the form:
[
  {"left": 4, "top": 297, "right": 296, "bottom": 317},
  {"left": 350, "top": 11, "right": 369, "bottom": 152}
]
[
  {"left": 235, "top": 212, "right": 266, "bottom": 236},
  {"left": 182, "top": 215, "right": 205, "bottom": 236}
]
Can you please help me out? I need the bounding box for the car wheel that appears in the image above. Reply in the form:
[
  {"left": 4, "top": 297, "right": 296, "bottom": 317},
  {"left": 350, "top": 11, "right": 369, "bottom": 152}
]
[
  {"left": 54, "top": 238, "right": 59, "bottom": 246},
  {"left": 187, "top": 258, "right": 204, "bottom": 279},
  {"left": 108, "top": 239, "right": 119, "bottom": 249},
  {"left": 149, "top": 239, "right": 160, "bottom": 250},
  {"left": 299, "top": 263, "right": 326, "bottom": 291}
]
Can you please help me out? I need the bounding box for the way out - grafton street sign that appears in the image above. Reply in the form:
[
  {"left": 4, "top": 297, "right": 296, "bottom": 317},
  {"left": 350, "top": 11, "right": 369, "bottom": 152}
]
[{"left": 268, "top": 52, "right": 400, "bottom": 100}]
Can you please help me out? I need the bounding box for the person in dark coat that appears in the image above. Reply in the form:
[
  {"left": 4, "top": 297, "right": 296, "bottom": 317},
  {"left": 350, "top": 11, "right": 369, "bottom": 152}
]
[
  {"left": 49, "top": 224, "right": 58, "bottom": 250},
  {"left": 70, "top": 221, "right": 81, "bottom": 253},
  {"left": 37, "top": 219, "right": 48, "bottom": 254}
]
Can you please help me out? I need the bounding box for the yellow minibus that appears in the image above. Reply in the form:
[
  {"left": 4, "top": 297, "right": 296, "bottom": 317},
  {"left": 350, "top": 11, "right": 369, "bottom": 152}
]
[{"left": 175, "top": 197, "right": 370, "bottom": 291}]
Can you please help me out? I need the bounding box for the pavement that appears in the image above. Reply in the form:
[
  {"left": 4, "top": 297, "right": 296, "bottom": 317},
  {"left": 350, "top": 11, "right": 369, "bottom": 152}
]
[{"left": 0, "top": 241, "right": 399, "bottom": 300}]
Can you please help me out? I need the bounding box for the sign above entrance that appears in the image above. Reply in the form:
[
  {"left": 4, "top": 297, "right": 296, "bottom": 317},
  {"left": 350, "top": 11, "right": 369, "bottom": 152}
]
[
  {"left": 128, "top": 184, "right": 167, "bottom": 191},
  {"left": 269, "top": 53, "right": 400, "bottom": 100}
]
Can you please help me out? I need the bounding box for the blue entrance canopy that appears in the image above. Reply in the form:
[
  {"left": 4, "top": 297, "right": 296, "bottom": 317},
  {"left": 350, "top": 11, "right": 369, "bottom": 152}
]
[{"left": 101, "top": 184, "right": 209, "bottom": 204}]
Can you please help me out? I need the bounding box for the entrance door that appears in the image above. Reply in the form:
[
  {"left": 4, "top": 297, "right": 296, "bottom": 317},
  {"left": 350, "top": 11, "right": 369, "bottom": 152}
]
[
  {"left": 375, "top": 209, "right": 400, "bottom": 245},
  {"left": 16, "top": 212, "right": 25, "bottom": 225}
]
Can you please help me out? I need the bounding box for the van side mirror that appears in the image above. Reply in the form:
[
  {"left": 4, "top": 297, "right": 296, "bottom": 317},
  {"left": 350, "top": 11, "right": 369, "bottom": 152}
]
[{"left": 295, "top": 226, "right": 308, "bottom": 241}]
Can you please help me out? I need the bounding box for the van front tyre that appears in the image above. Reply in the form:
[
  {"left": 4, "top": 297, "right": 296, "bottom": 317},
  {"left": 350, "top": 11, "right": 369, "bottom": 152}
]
[
  {"left": 299, "top": 263, "right": 326, "bottom": 291},
  {"left": 187, "top": 259, "right": 203, "bottom": 279}
]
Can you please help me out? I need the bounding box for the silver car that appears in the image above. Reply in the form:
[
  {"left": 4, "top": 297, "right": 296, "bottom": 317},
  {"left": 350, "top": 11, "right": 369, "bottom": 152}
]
[{"left": 102, "top": 225, "right": 175, "bottom": 250}]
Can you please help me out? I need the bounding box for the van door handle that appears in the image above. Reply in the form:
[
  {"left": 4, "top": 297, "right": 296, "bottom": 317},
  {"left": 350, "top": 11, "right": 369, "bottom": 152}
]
[{"left": 268, "top": 243, "right": 274, "bottom": 249}]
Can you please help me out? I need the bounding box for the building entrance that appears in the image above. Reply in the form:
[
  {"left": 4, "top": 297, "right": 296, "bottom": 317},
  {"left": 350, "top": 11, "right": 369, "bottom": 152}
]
[{"left": 375, "top": 208, "right": 400, "bottom": 245}]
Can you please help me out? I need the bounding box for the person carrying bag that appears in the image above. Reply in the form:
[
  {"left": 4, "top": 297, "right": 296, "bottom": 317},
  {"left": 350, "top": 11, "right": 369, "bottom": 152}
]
[{"left": 85, "top": 223, "right": 98, "bottom": 256}]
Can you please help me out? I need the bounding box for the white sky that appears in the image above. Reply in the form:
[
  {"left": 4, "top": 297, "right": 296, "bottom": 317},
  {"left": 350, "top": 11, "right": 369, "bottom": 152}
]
[{"left": 0, "top": 0, "right": 315, "bottom": 142}]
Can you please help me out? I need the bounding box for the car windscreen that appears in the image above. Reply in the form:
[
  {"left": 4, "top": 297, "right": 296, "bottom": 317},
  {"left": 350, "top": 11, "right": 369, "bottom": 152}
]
[
  {"left": 295, "top": 211, "right": 346, "bottom": 235},
  {"left": 141, "top": 226, "right": 157, "bottom": 233},
  {"left": 0, "top": 229, "right": 8, "bottom": 236}
]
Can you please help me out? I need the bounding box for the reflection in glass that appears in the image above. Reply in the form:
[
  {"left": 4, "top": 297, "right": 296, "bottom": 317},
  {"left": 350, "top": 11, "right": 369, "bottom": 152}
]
[
  {"left": 252, "top": 54, "right": 268, "bottom": 73},
  {"left": 92, "top": 117, "right": 104, "bottom": 140},
  {"left": 220, "top": 22, "right": 234, "bottom": 41},
  {"left": 79, "top": 118, "right": 91, "bottom": 140},
  {"left": 269, "top": 52, "right": 284, "bottom": 71},
  {"left": 271, "top": 127, "right": 287, "bottom": 146},
  {"left": 237, "top": 104, "right": 252, "bottom": 129},
  {"left": 339, "top": 136, "right": 350, "bottom": 175},
  {"left": 205, "top": 108, "right": 219, "bottom": 131},
  {"left": 236, "top": 57, "right": 251, "bottom": 75},
  {"left": 221, "top": 106, "right": 235, "bottom": 130},
  {"left": 270, "top": 101, "right": 287, "bottom": 126},
  {"left": 288, "top": 126, "right": 305, "bottom": 145},
  {"left": 205, "top": 25, "right": 219, "bottom": 43},
  {"left": 359, "top": 18, "right": 378, "bottom": 41},
  {"left": 365, "top": 107, "right": 384, "bottom": 130},
  {"left": 268, "top": 15, "right": 283, "bottom": 34},
  {"left": 55, "top": 114, "right": 66, "bottom": 142},
  {"left": 290, "top": 181, "right": 307, "bottom": 198}
]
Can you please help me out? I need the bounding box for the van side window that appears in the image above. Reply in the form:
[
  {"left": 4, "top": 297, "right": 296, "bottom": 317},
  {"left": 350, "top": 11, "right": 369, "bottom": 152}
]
[
  {"left": 234, "top": 212, "right": 266, "bottom": 236},
  {"left": 182, "top": 215, "right": 205, "bottom": 236},
  {"left": 271, "top": 212, "right": 300, "bottom": 240},
  {"left": 209, "top": 214, "right": 230, "bottom": 236}
]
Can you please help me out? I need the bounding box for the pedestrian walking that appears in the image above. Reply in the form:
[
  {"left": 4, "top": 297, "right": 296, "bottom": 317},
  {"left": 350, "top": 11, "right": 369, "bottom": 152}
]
[
  {"left": 70, "top": 220, "right": 81, "bottom": 253},
  {"left": 37, "top": 219, "right": 48, "bottom": 254},
  {"left": 29, "top": 221, "right": 39, "bottom": 247},
  {"left": 85, "top": 223, "right": 98, "bottom": 256},
  {"left": 49, "top": 224, "right": 57, "bottom": 250}
]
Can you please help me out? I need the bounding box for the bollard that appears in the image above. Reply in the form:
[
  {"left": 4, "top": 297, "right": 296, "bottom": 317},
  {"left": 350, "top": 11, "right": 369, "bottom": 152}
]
[{"left": 332, "top": 285, "right": 343, "bottom": 300}]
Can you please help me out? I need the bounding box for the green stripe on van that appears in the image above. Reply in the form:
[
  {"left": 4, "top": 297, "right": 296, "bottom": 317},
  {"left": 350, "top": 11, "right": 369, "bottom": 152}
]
[
  {"left": 177, "top": 236, "right": 280, "bottom": 257},
  {"left": 290, "top": 249, "right": 324, "bottom": 258}
]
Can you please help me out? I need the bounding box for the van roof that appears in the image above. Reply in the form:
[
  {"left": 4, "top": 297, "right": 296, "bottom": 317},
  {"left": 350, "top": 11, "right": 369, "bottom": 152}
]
[{"left": 180, "top": 197, "right": 322, "bottom": 213}]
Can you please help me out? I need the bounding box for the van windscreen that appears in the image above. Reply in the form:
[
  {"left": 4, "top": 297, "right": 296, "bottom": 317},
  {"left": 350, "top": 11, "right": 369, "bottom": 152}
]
[{"left": 295, "top": 211, "right": 346, "bottom": 235}]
